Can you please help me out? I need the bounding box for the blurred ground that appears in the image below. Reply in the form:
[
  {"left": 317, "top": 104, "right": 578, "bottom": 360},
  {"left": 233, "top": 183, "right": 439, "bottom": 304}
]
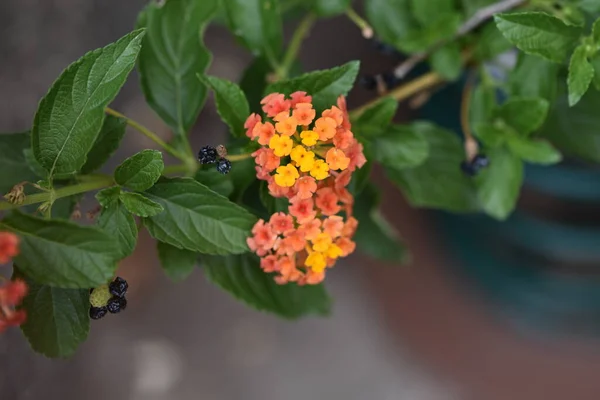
[{"left": 0, "top": 1, "right": 457, "bottom": 400}]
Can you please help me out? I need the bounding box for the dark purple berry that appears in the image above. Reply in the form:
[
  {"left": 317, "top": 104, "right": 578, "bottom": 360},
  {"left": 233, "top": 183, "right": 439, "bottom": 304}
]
[
  {"left": 358, "top": 75, "right": 377, "bottom": 91},
  {"left": 109, "top": 277, "right": 128, "bottom": 298},
  {"left": 90, "top": 306, "right": 108, "bottom": 320},
  {"left": 198, "top": 146, "right": 218, "bottom": 164},
  {"left": 107, "top": 296, "right": 127, "bottom": 314},
  {"left": 460, "top": 161, "right": 477, "bottom": 177},
  {"left": 382, "top": 72, "right": 400, "bottom": 89},
  {"left": 471, "top": 154, "right": 490, "bottom": 170},
  {"left": 216, "top": 158, "right": 232, "bottom": 175}
]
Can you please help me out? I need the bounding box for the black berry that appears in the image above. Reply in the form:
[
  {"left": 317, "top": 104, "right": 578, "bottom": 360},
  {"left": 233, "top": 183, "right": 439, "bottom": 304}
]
[
  {"left": 107, "top": 296, "right": 127, "bottom": 314},
  {"left": 371, "top": 39, "right": 400, "bottom": 57},
  {"left": 109, "top": 277, "right": 128, "bottom": 298},
  {"left": 382, "top": 72, "right": 400, "bottom": 89},
  {"left": 358, "top": 75, "right": 377, "bottom": 91},
  {"left": 471, "top": 154, "right": 490, "bottom": 169},
  {"left": 460, "top": 161, "right": 477, "bottom": 177},
  {"left": 198, "top": 146, "right": 218, "bottom": 164},
  {"left": 90, "top": 306, "right": 108, "bottom": 320},
  {"left": 216, "top": 158, "right": 232, "bottom": 175}
]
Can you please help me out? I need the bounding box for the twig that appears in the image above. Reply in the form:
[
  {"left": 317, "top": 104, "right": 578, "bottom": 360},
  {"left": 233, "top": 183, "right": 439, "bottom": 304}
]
[
  {"left": 393, "top": 0, "right": 526, "bottom": 79},
  {"left": 460, "top": 72, "right": 479, "bottom": 161}
]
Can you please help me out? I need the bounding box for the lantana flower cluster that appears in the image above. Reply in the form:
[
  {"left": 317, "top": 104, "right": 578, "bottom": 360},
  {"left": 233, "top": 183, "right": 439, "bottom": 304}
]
[
  {"left": 244, "top": 91, "right": 366, "bottom": 285},
  {"left": 0, "top": 232, "right": 27, "bottom": 333}
]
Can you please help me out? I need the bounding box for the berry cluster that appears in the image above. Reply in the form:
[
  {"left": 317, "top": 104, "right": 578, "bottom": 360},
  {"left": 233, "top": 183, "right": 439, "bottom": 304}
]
[
  {"left": 460, "top": 154, "right": 490, "bottom": 177},
  {"left": 198, "top": 145, "right": 232, "bottom": 175},
  {"left": 89, "top": 277, "right": 128, "bottom": 320},
  {"left": 244, "top": 92, "right": 366, "bottom": 285}
]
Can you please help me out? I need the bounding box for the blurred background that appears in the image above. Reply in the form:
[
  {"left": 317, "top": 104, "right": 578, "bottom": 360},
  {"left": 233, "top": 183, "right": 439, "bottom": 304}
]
[{"left": 2, "top": 1, "right": 600, "bottom": 399}]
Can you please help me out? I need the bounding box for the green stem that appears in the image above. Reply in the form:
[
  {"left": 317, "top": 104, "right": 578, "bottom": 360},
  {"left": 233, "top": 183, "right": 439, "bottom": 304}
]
[
  {"left": 228, "top": 153, "right": 252, "bottom": 162},
  {"left": 345, "top": 8, "right": 373, "bottom": 39},
  {"left": 276, "top": 13, "right": 316, "bottom": 80},
  {"left": 105, "top": 107, "right": 188, "bottom": 162},
  {"left": 0, "top": 175, "right": 114, "bottom": 211}
]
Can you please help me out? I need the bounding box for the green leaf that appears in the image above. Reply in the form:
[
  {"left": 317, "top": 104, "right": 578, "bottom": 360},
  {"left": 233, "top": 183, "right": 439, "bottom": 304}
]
[
  {"left": 567, "top": 45, "right": 595, "bottom": 106},
  {"left": 114, "top": 149, "right": 164, "bottom": 191},
  {"left": 119, "top": 191, "right": 164, "bottom": 217},
  {"left": 509, "top": 53, "right": 560, "bottom": 101},
  {"left": 494, "top": 12, "right": 581, "bottom": 63},
  {"left": 137, "top": 0, "right": 217, "bottom": 139},
  {"left": 157, "top": 241, "right": 197, "bottom": 281},
  {"left": 495, "top": 97, "right": 550, "bottom": 135},
  {"left": 95, "top": 186, "right": 121, "bottom": 207},
  {"left": 354, "top": 184, "right": 408, "bottom": 263},
  {"left": 365, "top": 0, "right": 417, "bottom": 46},
  {"left": 0, "top": 133, "right": 38, "bottom": 195},
  {"left": 267, "top": 61, "right": 360, "bottom": 111},
  {"left": 410, "top": 0, "right": 455, "bottom": 26},
  {"left": 23, "top": 148, "right": 49, "bottom": 179},
  {"left": 373, "top": 124, "right": 429, "bottom": 169},
  {"left": 397, "top": 13, "right": 462, "bottom": 53},
  {"left": 240, "top": 57, "right": 272, "bottom": 114},
  {"left": 143, "top": 177, "right": 258, "bottom": 254},
  {"left": 199, "top": 75, "right": 250, "bottom": 138},
  {"left": 477, "top": 147, "right": 523, "bottom": 220},
  {"left": 201, "top": 254, "right": 331, "bottom": 319},
  {"left": 474, "top": 22, "right": 512, "bottom": 60},
  {"left": 591, "top": 54, "right": 600, "bottom": 90},
  {"left": 96, "top": 200, "right": 138, "bottom": 260},
  {"left": 506, "top": 136, "right": 562, "bottom": 165},
  {"left": 385, "top": 122, "right": 478, "bottom": 212},
  {"left": 473, "top": 123, "right": 507, "bottom": 147},
  {"left": 580, "top": 0, "right": 600, "bottom": 14},
  {"left": 194, "top": 168, "right": 234, "bottom": 197},
  {"left": 19, "top": 273, "right": 89, "bottom": 358},
  {"left": 32, "top": 30, "right": 145, "bottom": 179},
  {"left": 353, "top": 97, "right": 398, "bottom": 138},
  {"left": 223, "top": 0, "right": 283, "bottom": 62},
  {"left": 540, "top": 82, "right": 600, "bottom": 162},
  {"left": 593, "top": 17, "right": 600, "bottom": 44},
  {"left": 469, "top": 84, "right": 496, "bottom": 129},
  {"left": 81, "top": 115, "right": 126, "bottom": 174},
  {"left": 310, "top": 0, "right": 351, "bottom": 16},
  {"left": 461, "top": 0, "right": 496, "bottom": 17},
  {"left": 430, "top": 42, "right": 462, "bottom": 81},
  {"left": 2, "top": 211, "right": 119, "bottom": 288}
]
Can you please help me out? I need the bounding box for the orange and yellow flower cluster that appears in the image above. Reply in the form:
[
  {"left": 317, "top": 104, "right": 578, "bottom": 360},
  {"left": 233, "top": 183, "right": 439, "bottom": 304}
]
[
  {"left": 244, "top": 92, "right": 366, "bottom": 285},
  {"left": 0, "top": 232, "right": 27, "bottom": 333}
]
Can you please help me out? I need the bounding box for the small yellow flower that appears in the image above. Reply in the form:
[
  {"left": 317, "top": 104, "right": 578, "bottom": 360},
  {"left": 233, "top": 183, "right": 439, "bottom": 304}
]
[
  {"left": 327, "top": 244, "right": 343, "bottom": 259},
  {"left": 300, "top": 130, "right": 319, "bottom": 146},
  {"left": 290, "top": 145, "right": 316, "bottom": 172},
  {"left": 305, "top": 251, "right": 326, "bottom": 273},
  {"left": 269, "top": 134, "right": 294, "bottom": 157},
  {"left": 312, "top": 232, "right": 333, "bottom": 253},
  {"left": 310, "top": 159, "right": 329, "bottom": 180},
  {"left": 274, "top": 164, "right": 299, "bottom": 187}
]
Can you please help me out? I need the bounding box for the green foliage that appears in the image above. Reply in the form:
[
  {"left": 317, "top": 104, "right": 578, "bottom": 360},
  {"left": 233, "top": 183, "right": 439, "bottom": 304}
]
[
  {"left": 81, "top": 116, "right": 127, "bottom": 174},
  {"left": 410, "top": 0, "right": 455, "bottom": 26},
  {"left": 474, "top": 23, "right": 512, "bottom": 61},
  {"left": 430, "top": 43, "right": 462, "bottom": 81},
  {"left": 353, "top": 97, "right": 398, "bottom": 138},
  {"left": 143, "top": 177, "right": 257, "bottom": 254},
  {"left": 267, "top": 61, "right": 360, "bottom": 111},
  {"left": 568, "top": 45, "right": 595, "bottom": 106},
  {"left": 119, "top": 191, "right": 164, "bottom": 217},
  {"left": 31, "top": 30, "right": 144, "bottom": 180},
  {"left": 310, "top": 0, "right": 351, "bottom": 16},
  {"left": 137, "top": 0, "right": 217, "bottom": 144},
  {"left": 96, "top": 200, "right": 138, "bottom": 260},
  {"left": 0, "top": 133, "right": 38, "bottom": 195},
  {"left": 354, "top": 184, "right": 407, "bottom": 263},
  {"left": 372, "top": 124, "right": 429, "bottom": 169},
  {"left": 194, "top": 168, "right": 234, "bottom": 197},
  {"left": 114, "top": 149, "right": 164, "bottom": 191},
  {"left": 96, "top": 186, "right": 122, "bottom": 207},
  {"left": 509, "top": 53, "right": 560, "bottom": 101},
  {"left": 201, "top": 254, "right": 331, "bottom": 319},
  {"left": 239, "top": 57, "right": 272, "bottom": 113},
  {"left": 365, "top": 0, "right": 416, "bottom": 47},
  {"left": 506, "top": 135, "right": 562, "bottom": 165},
  {"left": 157, "top": 241, "right": 197, "bottom": 281},
  {"left": 199, "top": 75, "right": 250, "bottom": 137},
  {"left": 494, "top": 12, "right": 581, "bottom": 63},
  {"left": 19, "top": 272, "right": 90, "bottom": 358},
  {"left": 2, "top": 211, "right": 119, "bottom": 288},
  {"left": 223, "top": 0, "right": 283, "bottom": 63},
  {"left": 385, "top": 123, "right": 477, "bottom": 212},
  {"left": 494, "top": 97, "right": 550, "bottom": 136},
  {"left": 477, "top": 147, "right": 523, "bottom": 220}
]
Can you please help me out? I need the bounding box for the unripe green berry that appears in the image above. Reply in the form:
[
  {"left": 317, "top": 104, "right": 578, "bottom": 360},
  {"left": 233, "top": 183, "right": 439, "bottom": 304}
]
[{"left": 89, "top": 284, "right": 112, "bottom": 308}]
